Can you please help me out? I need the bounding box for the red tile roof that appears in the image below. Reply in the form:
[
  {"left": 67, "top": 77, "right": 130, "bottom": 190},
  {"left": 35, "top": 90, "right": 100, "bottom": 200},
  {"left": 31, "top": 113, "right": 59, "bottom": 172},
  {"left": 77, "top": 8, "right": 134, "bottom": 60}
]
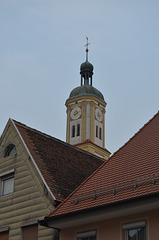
[
  {"left": 47, "top": 111, "right": 159, "bottom": 217},
  {"left": 13, "top": 120, "right": 104, "bottom": 203}
]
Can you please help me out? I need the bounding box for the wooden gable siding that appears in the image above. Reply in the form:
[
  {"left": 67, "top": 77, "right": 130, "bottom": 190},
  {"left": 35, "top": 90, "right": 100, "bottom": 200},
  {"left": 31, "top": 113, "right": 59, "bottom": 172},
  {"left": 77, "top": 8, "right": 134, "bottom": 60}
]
[{"left": 0, "top": 120, "right": 54, "bottom": 240}]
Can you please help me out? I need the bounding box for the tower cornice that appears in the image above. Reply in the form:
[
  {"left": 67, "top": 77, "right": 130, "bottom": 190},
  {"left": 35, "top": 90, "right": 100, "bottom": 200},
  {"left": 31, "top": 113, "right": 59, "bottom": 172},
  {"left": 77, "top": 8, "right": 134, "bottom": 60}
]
[{"left": 65, "top": 95, "right": 107, "bottom": 108}]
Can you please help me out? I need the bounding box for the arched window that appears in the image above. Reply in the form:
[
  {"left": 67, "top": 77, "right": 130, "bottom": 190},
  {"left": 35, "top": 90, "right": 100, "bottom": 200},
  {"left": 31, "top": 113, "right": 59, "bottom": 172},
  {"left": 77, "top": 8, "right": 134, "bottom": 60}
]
[
  {"left": 72, "top": 125, "right": 75, "bottom": 138},
  {"left": 3, "top": 144, "right": 16, "bottom": 157},
  {"left": 99, "top": 128, "right": 102, "bottom": 140},
  {"left": 96, "top": 126, "right": 98, "bottom": 138},
  {"left": 77, "top": 124, "right": 80, "bottom": 136}
]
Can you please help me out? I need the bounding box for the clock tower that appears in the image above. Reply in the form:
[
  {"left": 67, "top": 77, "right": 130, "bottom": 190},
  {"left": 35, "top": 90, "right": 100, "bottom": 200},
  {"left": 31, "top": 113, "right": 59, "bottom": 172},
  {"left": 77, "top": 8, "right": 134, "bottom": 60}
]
[{"left": 65, "top": 40, "right": 110, "bottom": 160}]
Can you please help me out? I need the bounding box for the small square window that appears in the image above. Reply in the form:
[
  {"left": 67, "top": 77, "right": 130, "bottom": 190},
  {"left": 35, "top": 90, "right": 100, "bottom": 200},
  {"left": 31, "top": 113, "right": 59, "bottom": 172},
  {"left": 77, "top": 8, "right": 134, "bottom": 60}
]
[
  {"left": 22, "top": 224, "right": 38, "bottom": 240},
  {"left": 0, "top": 173, "right": 14, "bottom": 196},
  {"left": 123, "top": 221, "right": 146, "bottom": 240},
  {"left": 77, "top": 230, "right": 96, "bottom": 240},
  {"left": 0, "top": 230, "right": 9, "bottom": 240},
  {"left": 2, "top": 177, "right": 14, "bottom": 196},
  {"left": 126, "top": 227, "right": 146, "bottom": 240}
]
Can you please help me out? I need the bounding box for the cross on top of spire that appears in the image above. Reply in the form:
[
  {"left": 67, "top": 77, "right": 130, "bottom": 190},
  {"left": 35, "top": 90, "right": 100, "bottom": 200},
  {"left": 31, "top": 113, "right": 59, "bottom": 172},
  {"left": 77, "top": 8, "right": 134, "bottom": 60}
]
[{"left": 84, "top": 37, "right": 91, "bottom": 61}]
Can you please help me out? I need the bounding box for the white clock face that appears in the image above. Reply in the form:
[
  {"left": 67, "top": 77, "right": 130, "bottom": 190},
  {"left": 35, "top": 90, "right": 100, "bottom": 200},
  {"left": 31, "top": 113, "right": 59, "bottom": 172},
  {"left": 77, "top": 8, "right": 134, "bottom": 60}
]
[
  {"left": 95, "top": 108, "right": 103, "bottom": 122},
  {"left": 71, "top": 106, "right": 81, "bottom": 120}
]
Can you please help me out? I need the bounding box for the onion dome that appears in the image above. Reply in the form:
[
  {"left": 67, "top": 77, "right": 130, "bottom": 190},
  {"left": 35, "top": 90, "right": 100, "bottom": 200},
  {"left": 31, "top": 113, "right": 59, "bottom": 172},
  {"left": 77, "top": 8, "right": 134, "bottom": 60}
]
[
  {"left": 80, "top": 61, "right": 94, "bottom": 75},
  {"left": 69, "top": 85, "right": 105, "bottom": 102},
  {"left": 68, "top": 38, "right": 105, "bottom": 102}
]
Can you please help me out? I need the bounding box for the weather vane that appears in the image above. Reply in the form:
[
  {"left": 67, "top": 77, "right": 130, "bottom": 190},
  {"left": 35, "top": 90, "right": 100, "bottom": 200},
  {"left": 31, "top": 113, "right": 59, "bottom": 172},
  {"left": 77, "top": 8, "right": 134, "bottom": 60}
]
[{"left": 84, "top": 37, "right": 91, "bottom": 61}]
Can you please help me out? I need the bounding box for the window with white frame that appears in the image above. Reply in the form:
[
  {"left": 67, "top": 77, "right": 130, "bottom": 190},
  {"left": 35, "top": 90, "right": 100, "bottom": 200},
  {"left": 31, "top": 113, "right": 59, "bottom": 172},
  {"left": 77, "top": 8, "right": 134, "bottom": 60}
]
[
  {"left": 122, "top": 221, "right": 146, "bottom": 240},
  {"left": 0, "top": 172, "right": 14, "bottom": 197},
  {"left": 77, "top": 230, "right": 96, "bottom": 240}
]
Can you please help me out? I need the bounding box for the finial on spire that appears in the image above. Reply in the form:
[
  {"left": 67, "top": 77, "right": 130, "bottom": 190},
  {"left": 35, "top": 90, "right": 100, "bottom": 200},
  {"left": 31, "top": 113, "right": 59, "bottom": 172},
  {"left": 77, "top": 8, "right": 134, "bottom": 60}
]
[{"left": 84, "top": 37, "right": 90, "bottom": 61}]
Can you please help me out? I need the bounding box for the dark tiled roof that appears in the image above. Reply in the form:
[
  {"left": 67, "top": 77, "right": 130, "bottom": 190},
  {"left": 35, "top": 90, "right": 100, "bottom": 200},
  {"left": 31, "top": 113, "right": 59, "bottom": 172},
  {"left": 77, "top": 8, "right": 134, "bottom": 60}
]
[
  {"left": 47, "top": 111, "right": 159, "bottom": 217},
  {"left": 13, "top": 120, "right": 104, "bottom": 202}
]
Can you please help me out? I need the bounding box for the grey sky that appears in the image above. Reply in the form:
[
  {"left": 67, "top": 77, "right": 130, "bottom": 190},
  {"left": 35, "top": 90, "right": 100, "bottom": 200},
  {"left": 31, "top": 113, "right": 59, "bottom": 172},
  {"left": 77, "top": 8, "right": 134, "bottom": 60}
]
[{"left": 0, "top": 0, "right": 159, "bottom": 153}]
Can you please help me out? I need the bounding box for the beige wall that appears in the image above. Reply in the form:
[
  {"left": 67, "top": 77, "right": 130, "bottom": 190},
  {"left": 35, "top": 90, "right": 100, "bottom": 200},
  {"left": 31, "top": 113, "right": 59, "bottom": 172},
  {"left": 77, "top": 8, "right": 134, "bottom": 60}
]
[
  {"left": 0, "top": 120, "right": 54, "bottom": 240},
  {"left": 60, "top": 209, "right": 159, "bottom": 240}
]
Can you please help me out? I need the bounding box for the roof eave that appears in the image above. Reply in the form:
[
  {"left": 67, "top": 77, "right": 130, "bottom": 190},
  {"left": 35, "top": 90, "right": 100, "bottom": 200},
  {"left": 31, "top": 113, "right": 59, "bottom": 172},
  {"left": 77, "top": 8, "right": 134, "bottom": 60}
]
[{"left": 41, "top": 192, "right": 159, "bottom": 229}]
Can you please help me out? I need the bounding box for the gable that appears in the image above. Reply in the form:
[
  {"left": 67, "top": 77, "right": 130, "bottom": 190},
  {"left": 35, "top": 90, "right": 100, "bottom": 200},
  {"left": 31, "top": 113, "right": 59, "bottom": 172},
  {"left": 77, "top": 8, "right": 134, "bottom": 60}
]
[{"left": 0, "top": 119, "right": 55, "bottom": 238}]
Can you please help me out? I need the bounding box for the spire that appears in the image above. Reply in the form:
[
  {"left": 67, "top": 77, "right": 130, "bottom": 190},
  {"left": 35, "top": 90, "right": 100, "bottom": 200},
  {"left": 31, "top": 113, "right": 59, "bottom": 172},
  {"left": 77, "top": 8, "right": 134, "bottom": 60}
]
[
  {"left": 84, "top": 37, "right": 90, "bottom": 62},
  {"left": 80, "top": 37, "right": 94, "bottom": 86}
]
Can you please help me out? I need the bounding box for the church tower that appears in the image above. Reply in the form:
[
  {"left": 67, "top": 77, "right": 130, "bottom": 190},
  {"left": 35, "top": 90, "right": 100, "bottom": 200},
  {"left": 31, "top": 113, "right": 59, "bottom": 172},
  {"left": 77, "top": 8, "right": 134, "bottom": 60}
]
[{"left": 65, "top": 39, "right": 110, "bottom": 160}]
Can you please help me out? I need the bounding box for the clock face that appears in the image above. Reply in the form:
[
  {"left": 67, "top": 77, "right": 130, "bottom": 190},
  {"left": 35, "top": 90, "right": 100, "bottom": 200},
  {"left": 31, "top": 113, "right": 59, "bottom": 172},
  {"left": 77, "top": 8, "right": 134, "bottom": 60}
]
[
  {"left": 71, "top": 106, "right": 81, "bottom": 120},
  {"left": 95, "top": 108, "right": 103, "bottom": 122}
]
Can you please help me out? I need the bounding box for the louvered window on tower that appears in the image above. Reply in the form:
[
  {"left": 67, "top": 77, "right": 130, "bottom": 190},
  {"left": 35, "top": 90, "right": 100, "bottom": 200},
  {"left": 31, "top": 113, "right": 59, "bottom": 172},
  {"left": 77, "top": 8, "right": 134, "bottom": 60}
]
[
  {"left": 72, "top": 125, "right": 75, "bottom": 138},
  {"left": 77, "top": 124, "right": 80, "bottom": 136},
  {"left": 99, "top": 127, "right": 102, "bottom": 140},
  {"left": 96, "top": 126, "right": 98, "bottom": 138}
]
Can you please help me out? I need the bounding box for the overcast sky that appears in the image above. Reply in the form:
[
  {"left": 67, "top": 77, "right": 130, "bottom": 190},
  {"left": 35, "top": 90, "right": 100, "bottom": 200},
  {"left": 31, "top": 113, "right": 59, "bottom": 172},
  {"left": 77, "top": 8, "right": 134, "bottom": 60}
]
[{"left": 0, "top": 0, "right": 158, "bottom": 154}]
